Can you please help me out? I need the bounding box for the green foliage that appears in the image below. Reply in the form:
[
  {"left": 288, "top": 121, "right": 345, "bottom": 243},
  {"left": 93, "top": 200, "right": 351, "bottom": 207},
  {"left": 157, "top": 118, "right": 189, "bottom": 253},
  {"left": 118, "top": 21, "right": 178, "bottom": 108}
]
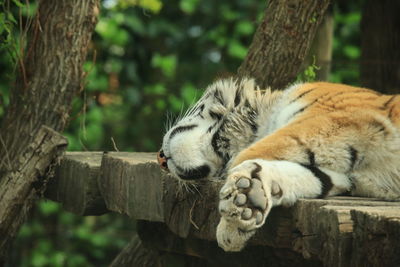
[
  {"left": 0, "top": 0, "right": 37, "bottom": 119},
  {"left": 117, "top": 0, "right": 163, "bottom": 13},
  {"left": 298, "top": 56, "right": 320, "bottom": 82},
  {"left": 9, "top": 200, "right": 132, "bottom": 267},
  {"left": 0, "top": 5, "right": 17, "bottom": 48},
  {"left": 151, "top": 53, "right": 177, "bottom": 78},
  {"left": 59, "top": 0, "right": 266, "bottom": 152},
  {"left": 180, "top": 0, "right": 199, "bottom": 14},
  {"left": 329, "top": 3, "right": 362, "bottom": 84}
]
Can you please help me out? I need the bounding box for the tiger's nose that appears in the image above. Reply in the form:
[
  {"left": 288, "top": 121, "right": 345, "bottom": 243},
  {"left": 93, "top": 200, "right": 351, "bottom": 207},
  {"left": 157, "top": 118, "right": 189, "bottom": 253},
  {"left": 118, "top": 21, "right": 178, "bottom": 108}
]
[{"left": 157, "top": 150, "right": 169, "bottom": 171}]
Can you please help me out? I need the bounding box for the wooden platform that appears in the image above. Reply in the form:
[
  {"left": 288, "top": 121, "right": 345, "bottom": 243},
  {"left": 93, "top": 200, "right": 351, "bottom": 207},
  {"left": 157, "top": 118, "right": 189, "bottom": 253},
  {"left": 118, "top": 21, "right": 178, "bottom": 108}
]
[{"left": 45, "top": 152, "right": 400, "bottom": 267}]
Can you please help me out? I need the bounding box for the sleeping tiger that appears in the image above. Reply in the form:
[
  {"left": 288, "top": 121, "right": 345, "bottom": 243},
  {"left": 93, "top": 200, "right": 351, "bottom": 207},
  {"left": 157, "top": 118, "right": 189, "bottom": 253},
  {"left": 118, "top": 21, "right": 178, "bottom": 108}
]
[{"left": 157, "top": 78, "right": 400, "bottom": 252}]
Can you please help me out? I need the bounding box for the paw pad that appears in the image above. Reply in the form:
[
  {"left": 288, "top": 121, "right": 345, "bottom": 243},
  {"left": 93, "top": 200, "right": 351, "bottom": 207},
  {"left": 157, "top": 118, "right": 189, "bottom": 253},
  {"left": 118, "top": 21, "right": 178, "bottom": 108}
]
[
  {"left": 217, "top": 161, "right": 273, "bottom": 252},
  {"left": 235, "top": 176, "right": 267, "bottom": 225},
  {"left": 241, "top": 208, "right": 252, "bottom": 219},
  {"left": 255, "top": 210, "right": 263, "bottom": 224},
  {"left": 234, "top": 193, "right": 247, "bottom": 206},
  {"left": 236, "top": 178, "right": 250, "bottom": 188},
  {"left": 247, "top": 179, "right": 267, "bottom": 210},
  {"left": 219, "top": 162, "right": 268, "bottom": 229}
]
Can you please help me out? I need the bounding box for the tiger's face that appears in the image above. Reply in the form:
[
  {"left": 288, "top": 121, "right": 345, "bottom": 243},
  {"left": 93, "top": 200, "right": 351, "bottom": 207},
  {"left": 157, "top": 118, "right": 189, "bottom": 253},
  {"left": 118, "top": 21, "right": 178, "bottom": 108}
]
[
  {"left": 158, "top": 104, "right": 226, "bottom": 180},
  {"left": 158, "top": 78, "right": 263, "bottom": 181}
]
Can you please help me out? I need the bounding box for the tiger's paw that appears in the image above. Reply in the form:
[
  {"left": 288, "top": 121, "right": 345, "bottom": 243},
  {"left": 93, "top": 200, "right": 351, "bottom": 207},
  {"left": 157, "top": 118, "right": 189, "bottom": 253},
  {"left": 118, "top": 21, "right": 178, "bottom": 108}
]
[{"left": 216, "top": 160, "right": 280, "bottom": 251}]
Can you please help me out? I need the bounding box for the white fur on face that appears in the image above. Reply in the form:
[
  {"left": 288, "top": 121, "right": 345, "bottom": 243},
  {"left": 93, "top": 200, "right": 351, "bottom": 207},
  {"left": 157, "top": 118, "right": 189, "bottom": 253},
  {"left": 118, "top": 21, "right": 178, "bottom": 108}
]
[
  {"left": 162, "top": 115, "right": 223, "bottom": 180},
  {"left": 161, "top": 78, "right": 271, "bottom": 180}
]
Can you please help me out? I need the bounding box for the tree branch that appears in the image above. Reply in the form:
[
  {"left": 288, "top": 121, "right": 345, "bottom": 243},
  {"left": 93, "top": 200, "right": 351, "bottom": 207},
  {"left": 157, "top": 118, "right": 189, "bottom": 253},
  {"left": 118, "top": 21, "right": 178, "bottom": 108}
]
[{"left": 0, "top": 0, "right": 99, "bottom": 261}]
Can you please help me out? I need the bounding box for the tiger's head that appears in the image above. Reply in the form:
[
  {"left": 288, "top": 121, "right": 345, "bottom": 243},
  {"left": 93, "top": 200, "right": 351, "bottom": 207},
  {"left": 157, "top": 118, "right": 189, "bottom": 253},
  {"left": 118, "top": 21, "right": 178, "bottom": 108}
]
[{"left": 158, "top": 78, "right": 270, "bottom": 181}]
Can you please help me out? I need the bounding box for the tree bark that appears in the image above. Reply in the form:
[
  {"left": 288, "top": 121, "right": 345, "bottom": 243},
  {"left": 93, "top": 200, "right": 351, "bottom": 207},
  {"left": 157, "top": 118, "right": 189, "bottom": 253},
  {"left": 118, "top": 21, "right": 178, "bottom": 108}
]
[
  {"left": 303, "top": 10, "right": 334, "bottom": 81},
  {"left": 238, "top": 0, "right": 331, "bottom": 90},
  {"left": 360, "top": 0, "right": 400, "bottom": 94},
  {"left": 0, "top": 0, "right": 99, "bottom": 262}
]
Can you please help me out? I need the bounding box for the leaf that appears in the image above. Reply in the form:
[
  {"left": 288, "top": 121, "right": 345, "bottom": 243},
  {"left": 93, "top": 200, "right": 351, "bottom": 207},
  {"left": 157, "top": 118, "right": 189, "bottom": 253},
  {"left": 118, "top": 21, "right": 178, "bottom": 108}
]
[
  {"left": 96, "top": 18, "right": 129, "bottom": 46},
  {"left": 125, "top": 16, "right": 145, "bottom": 34},
  {"left": 155, "top": 98, "right": 166, "bottom": 110},
  {"left": 7, "top": 12, "right": 17, "bottom": 24},
  {"left": 38, "top": 201, "right": 60, "bottom": 216},
  {"left": 344, "top": 45, "right": 360, "bottom": 59},
  {"left": 0, "top": 14, "right": 5, "bottom": 35},
  {"left": 32, "top": 253, "right": 48, "bottom": 267},
  {"left": 140, "top": 0, "right": 163, "bottom": 13},
  {"left": 11, "top": 0, "right": 24, "bottom": 7},
  {"left": 235, "top": 21, "right": 254, "bottom": 36},
  {"left": 118, "top": 0, "right": 162, "bottom": 13},
  {"left": 181, "top": 83, "right": 198, "bottom": 105},
  {"left": 151, "top": 53, "right": 177, "bottom": 78},
  {"left": 228, "top": 40, "right": 248, "bottom": 59},
  {"left": 180, "top": 0, "right": 199, "bottom": 14}
]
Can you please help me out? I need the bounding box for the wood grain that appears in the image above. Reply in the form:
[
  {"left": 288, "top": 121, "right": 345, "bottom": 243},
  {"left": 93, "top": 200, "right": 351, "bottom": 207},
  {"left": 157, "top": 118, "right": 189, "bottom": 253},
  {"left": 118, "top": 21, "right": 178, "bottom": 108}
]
[{"left": 48, "top": 152, "right": 400, "bottom": 266}]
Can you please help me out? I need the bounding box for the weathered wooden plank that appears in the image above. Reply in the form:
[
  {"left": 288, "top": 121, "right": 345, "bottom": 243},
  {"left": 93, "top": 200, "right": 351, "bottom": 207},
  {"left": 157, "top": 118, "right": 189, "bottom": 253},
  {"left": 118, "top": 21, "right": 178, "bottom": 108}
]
[
  {"left": 109, "top": 234, "right": 159, "bottom": 267},
  {"left": 292, "top": 198, "right": 400, "bottom": 267},
  {"left": 351, "top": 207, "right": 400, "bottom": 267},
  {"left": 99, "top": 152, "right": 224, "bottom": 238},
  {"left": 48, "top": 152, "right": 400, "bottom": 266},
  {"left": 137, "top": 220, "right": 322, "bottom": 267},
  {"left": 46, "top": 151, "right": 107, "bottom": 215},
  {"left": 99, "top": 152, "right": 165, "bottom": 221}
]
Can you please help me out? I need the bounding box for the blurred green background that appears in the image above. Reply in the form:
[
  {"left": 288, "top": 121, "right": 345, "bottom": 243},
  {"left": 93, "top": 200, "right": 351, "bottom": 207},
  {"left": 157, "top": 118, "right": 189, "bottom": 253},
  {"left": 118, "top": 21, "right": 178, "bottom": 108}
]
[{"left": 0, "top": 0, "right": 363, "bottom": 266}]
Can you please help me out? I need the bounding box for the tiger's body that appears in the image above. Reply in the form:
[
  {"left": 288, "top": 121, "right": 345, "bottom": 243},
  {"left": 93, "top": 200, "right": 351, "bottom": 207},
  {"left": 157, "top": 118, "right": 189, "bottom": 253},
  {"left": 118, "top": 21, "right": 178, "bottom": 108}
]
[{"left": 158, "top": 78, "right": 400, "bottom": 252}]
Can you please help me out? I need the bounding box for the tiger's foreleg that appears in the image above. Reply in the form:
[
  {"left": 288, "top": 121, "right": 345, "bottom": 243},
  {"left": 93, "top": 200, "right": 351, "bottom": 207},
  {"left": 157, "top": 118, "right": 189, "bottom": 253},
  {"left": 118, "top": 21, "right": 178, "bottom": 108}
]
[
  {"left": 216, "top": 159, "right": 350, "bottom": 251},
  {"left": 215, "top": 116, "right": 368, "bottom": 251}
]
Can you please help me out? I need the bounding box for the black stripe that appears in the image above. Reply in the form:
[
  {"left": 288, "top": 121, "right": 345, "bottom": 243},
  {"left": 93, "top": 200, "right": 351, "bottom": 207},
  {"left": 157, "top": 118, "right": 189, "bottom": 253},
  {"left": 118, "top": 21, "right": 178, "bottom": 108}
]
[
  {"left": 211, "top": 131, "right": 230, "bottom": 163},
  {"left": 388, "top": 105, "right": 396, "bottom": 120},
  {"left": 209, "top": 110, "right": 222, "bottom": 120},
  {"left": 234, "top": 90, "right": 241, "bottom": 106},
  {"left": 211, "top": 132, "right": 224, "bottom": 158},
  {"left": 382, "top": 95, "right": 396, "bottom": 109},
  {"left": 349, "top": 146, "right": 358, "bottom": 169},
  {"left": 348, "top": 175, "right": 356, "bottom": 191},
  {"left": 207, "top": 123, "right": 218, "bottom": 133},
  {"left": 290, "top": 88, "right": 316, "bottom": 103},
  {"left": 250, "top": 121, "right": 258, "bottom": 133},
  {"left": 169, "top": 124, "right": 197, "bottom": 139},
  {"left": 195, "top": 104, "right": 205, "bottom": 118},
  {"left": 306, "top": 149, "right": 316, "bottom": 166},
  {"left": 176, "top": 164, "right": 210, "bottom": 180},
  {"left": 292, "top": 99, "right": 318, "bottom": 117},
  {"left": 301, "top": 164, "right": 333, "bottom": 198},
  {"left": 244, "top": 99, "right": 252, "bottom": 109},
  {"left": 197, "top": 104, "right": 205, "bottom": 114},
  {"left": 248, "top": 113, "right": 258, "bottom": 133},
  {"left": 214, "top": 90, "right": 224, "bottom": 105},
  {"left": 370, "top": 120, "right": 389, "bottom": 136}
]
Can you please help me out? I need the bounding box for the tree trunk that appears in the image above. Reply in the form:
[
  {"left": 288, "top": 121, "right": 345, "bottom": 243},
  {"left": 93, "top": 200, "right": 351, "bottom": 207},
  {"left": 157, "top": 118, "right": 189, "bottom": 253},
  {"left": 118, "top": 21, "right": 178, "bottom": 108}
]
[
  {"left": 303, "top": 9, "right": 334, "bottom": 81},
  {"left": 360, "top": 0, "right": 400, "bottom": 94},
  {"left": 0, "top": 0, "right": 99, "bottom": 262},
  {"left": 238, "top": 0, "right": 331, "bottom": 90}
]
